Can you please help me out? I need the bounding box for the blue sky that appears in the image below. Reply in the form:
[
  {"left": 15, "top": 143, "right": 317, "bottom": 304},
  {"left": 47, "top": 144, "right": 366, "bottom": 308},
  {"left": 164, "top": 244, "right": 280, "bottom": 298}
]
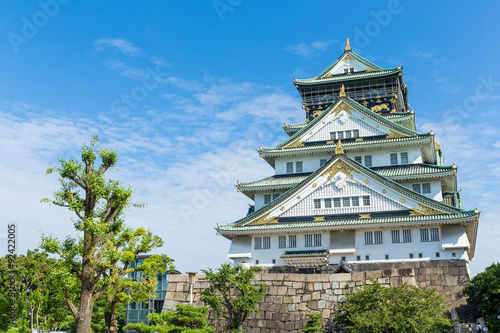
[{"left": 0, "top": 1, "right": 499, "bottom": 276}]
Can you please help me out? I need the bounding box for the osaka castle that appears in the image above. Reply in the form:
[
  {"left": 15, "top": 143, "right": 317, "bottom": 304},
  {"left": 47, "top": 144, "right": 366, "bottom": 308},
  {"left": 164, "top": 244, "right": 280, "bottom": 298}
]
[{"left": 215, "top": 38, "right": 479, "bottom": 272}]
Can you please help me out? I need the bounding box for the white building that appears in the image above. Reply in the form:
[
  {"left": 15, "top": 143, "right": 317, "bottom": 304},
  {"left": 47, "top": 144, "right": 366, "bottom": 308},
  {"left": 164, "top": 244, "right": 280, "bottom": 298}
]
[{"left": 216, "top": 39, "right": 479, "bottom": 272}]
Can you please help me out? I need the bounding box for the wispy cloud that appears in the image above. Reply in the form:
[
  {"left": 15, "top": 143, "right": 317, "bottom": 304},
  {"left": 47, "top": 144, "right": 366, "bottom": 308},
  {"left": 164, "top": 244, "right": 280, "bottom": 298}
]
[
  {"left": 286, "top": 40, "right": 331, "bottom": 57},
  {"left": 95, "top": 38, "right": 142, "bottom": 57}
]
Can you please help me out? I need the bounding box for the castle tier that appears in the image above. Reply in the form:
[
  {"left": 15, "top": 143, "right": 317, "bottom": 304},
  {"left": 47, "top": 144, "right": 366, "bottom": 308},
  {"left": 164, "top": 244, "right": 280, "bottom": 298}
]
[{"left": 216, "top": 39, "right": 479, "bottom": 272}]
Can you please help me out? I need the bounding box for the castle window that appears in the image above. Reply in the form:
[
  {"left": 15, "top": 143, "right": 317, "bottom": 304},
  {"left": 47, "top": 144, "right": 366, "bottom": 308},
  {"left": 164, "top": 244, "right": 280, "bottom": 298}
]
[
  {"left": 452, "top": 252, "right": 456, "bottom": 257},
  {"left": 314, "top": 234, "right": 322, "bottom": 247},
  {"left": 430, "top": 228, "right": 439, "bottom": 241},
  {"left": 342, "top": 197, "right": 350, "bottom": 207},
  {"left": 338, "top": 131, "right": 344, "bottom": 139},
  {"left": 385, "top": 254, "right": 389, "bottom": 260},
  {"left": 324, "top": 198, "right": 332, "bottom": 208},
  {"left": 420, "top": 229, "right": 429, "bottom": 242},
  {"left": 413, "top": 184, "right": 421, "bottom": 193},
  {"left": 320, "top": 159, "right": 327, "bottom": 167},
  {"left": 345, "top": 131, "right": 352, "bottom": 139},
  {"left": 254, "top": 237, "right": 262, "bottom": 249},
  {"left": 330, "top": 132, "right": 336, "bottom": 140},
  {"left": 286, "top": 162, "right": 293, "bottom": 174},
  {"left": 402, "top": 229, "right": 412, "bottom": 243},
  {"left": 418, "top": 253, "right": 423, "bottom": 258},
  {"left": 390, "top": 153, "right": 398, "bottom": 165},
  {"left": 374, "top": 231, "right": 383, "bottom": 244},
  {"left": 289, "top": 235, "right": 297, "bottom": 248},
  {"left": 435, "top": 252, "right": 440, "bottom": 258},
  {"left": 421, "top": 228, "right": 439, "bottom": 242},
  {"left": 354, "top": 156, "right": 362, "bottom": 163},
  {"left": 272, "top": 259, "right": 276, "bottom": 264},
  {"left": 314, "top": 199, "right": 321, "bottom": 209},
  {"left": 363, "top": 196, "right": 371, "bottom": 206},
  {"left": 296, "top": 161, "right": 303, "bottom": 173},
  {"left": 400, "top": 152, "right": 409, "bottom": 164},
  {"left": 357, "top": 255, "right": 361, "bottom": 261},
  {"left": 353, "top": 129, "right": 360, "bottom": 138},
  {"left": 278, "top": 236, "right": 286, "bottom": 248},
  {"left": 352, "top": 197, "right": 359, "bottom": 206},
  {"left": 333, "top": 198, "right": 341, "bottom": 207},
  {"left": 262, "top": 236, "right": 270, "bottom": 249},
  {"left": 365, "top": 231, "right": 382, "bottom": 245},
  {"left": 391, "top": 230, "right": 400, "bottom": 243},
  {"left": 264, "top": 194, "right": 272, "bottom": 204},
  {"left": 422, "top": 183, "right": 431, "bottom": 193},
  {"left": 341, "top": 256, "right": 346, "bottom": 261},
  {"left": 409, "top": 253, "right": 414, "bottom": 259},
  {"left": 365, "top": 255, "right": 370, "bottom": 260},
  {"left": 305, "top": 234, "right": 313, "bottom": 247},
  {"left": 273, "top": 193, "right": 280, "bottom": 200},
  {"left": 364, "top": 155, "right": 372, "bottom": 167},
  {"left": 255, "top": 260, "right": 259, "bottom": 264}
]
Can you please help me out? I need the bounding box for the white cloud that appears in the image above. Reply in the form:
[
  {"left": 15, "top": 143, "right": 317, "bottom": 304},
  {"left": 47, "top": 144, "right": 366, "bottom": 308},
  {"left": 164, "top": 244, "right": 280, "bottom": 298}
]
[
  {"left": 286, "top": 40, "right": 331, "bottom": 57},
  {"left": 95, "top": 38, "right": 142, "bottom": 57}
]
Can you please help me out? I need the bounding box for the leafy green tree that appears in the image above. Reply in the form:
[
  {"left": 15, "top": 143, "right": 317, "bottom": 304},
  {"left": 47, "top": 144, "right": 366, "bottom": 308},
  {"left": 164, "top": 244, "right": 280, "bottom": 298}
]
[
  {"left": 40, "top": 137, "right": 163, "bottom": 333},
  {"left": 302, "top": 313, "right": 323, "bottom": 333},
  {"left": 464, "top": 263, "right": 500, "bottom": 332},
  {"left": 334, "top": 280, "right": 453, "bottom": 333},
  {"left": 123, "top": 304, "right": 214, "bottom": 333},
  {"left": 200, "top": 263, "right": 266, "bottom": 333}
]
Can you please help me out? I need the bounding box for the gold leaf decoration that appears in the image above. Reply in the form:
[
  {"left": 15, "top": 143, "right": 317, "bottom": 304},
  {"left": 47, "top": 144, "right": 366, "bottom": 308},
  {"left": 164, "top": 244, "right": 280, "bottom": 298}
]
[
  {"left": 386, "top": 130, "right": 406, "bottom": 139},
  {"left": 247, "top": 212, "right": 278, "bottom": 226},
  {"left": 359, "top": 214, "right": 371, "bottom": 219},
  {"left": 409, "top": 203, "right": 445, "bottom": 216},
  {"left": 313, "top": 216, "right": 326, "bottom": 222},
  {"left": 320, "top": 159, "right": 360, "bottom": 181},
  {"left": 285, "top": 139, "right": 304, "bottom": 149}
]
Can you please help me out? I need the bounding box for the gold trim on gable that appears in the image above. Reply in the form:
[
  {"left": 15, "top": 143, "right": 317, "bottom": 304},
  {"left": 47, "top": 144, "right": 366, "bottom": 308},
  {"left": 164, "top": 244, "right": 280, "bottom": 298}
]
[
  {"left": 320, "top": 159, "right": 360, "bottom": 180},
  {"left": 285, "top": 139, "right": 305, "bottom": 149},
  {"left": 386, "top": 130, "right": 406, "bottom": 139},
  {"left": 247, "top": 212, "right": 279, "bottom": 226},
  {"left": 409, "top": 204, "right": 445, "bottom": 216}
]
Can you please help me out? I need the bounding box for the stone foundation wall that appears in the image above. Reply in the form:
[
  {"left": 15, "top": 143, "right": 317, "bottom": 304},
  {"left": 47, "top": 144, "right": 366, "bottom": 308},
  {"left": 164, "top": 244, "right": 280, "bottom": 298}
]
[{"left": 163, "top": 260, "right": 472, "bottom": 333}]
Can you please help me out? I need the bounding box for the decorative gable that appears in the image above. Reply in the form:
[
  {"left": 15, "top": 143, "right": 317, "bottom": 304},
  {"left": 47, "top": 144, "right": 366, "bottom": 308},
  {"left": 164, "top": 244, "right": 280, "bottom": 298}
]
[{"left": 321, "top": 53, "right": 378, "bottom": 77}]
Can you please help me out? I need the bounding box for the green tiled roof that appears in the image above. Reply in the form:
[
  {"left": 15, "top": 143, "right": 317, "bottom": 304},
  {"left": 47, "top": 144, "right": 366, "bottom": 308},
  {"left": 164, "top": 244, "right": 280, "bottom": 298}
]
[
  {"left": 284, "top": 122, "right": 307, "bottom": 129},
  {"left": 313, "top": 50, "right": 384, "bottom": 79},
  {"left": 272, "top": 97, "right": 428, "bottom": 151},
  {"left": 218, "top": 212, "right": 477, "bottom": 231},
  {"left": 281, "top": 250, "right": 328, "bottom": 258},
  {"left": 237, "top": 164, "right": 455, "bottom": 191},
  {"left": 295, "top": 68, "right": 399, "bottom": 84}
]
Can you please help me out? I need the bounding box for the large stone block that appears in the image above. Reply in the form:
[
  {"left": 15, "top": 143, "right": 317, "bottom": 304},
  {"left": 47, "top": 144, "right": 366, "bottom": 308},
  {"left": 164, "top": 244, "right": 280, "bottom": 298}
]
[{"left": 329, "top": 273, "right": 352, "bottom": 282}]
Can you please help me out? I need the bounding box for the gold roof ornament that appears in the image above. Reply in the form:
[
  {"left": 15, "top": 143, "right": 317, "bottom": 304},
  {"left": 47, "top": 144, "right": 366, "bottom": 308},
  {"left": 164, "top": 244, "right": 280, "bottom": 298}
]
[
  {"left": 435, "top": 141, "right": 442, "bottom": 151},
  {"left": 339, "top": 84, "right": 346, "bottom": 97},
  {"left": 335, "top": 139, "right": 344, "bottom": 155},
  {"left": 345, "top": 37, "right": 351, "bottom": 51},
  {"left": 452, "top": 163, "right": 457, "bottom": 169}
]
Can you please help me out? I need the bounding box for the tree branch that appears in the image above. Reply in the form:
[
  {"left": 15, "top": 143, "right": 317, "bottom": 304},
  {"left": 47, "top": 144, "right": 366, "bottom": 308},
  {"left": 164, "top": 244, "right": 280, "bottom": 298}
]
[{"left": 63, "top": 285, "right": 79, "bottom": 322}]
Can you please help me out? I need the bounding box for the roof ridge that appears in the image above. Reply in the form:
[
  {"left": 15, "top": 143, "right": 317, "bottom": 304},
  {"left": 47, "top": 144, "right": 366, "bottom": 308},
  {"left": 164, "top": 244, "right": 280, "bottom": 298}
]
[{"left": 314, "top": 50, "right": 384, "bottom": 79}]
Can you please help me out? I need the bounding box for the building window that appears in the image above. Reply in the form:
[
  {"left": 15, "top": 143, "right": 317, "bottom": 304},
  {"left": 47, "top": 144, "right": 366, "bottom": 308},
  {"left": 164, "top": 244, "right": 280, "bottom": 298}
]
[
  {"left": 435, "top": 252, "right": 440, "bottom": 258},
  {"left": 345, "top": 131, "right": 352, "bottom": 139},
  {"left": 286, "top": 162, "right": 293, "bottom": 174},
  {"left": 365, "top": 255, "right": 370, "bottom": 260},
  {"left": 289, "top": 235, "right": 296, "bottom": 248},
  {"left": 413, "top": 184, "right": 421, "bottom": 194},
  {"left": 320, "top": 159, "right": 327, "bottom": 167},
  {"left": 296, "top": 161, "right": 303, "bottom": 173},
  {"left": 314, "top": 199, "right": 321, "bottom": 209},
  {"left": 330, "top": 132, "right": 336, "bottom": 140},
  {"left": 418, "top": 253, "right": 423, "bottom": 258},
  {"left": 354, "top": 156, "right": 362, "bottom": 163},
  {"left": 254, "top": 237, "right": 262, "bottom": 249},
  {"left": 409, "top": 253, "right": 414, "bottom": 259},
  {"left": 264, "top": 194, "right": 272, "bottom": 204},
  {"left": 305, "top": 234, "right": 313, "bottom": 247},
  {"left": 356, "top": 255, "right": 361, "bottom": 261},
  {"left": 352, "top": 197, "right": 359, "bottom": 206},
  {"left": 341, "top": 256, "right": 346, "bottom": 261},
  {"left": 391, "top": 230, "right": 400, "bottom": 243},
  {"left": 273, "top": 193, "right": 280, "bottom": 200},
  {"left": 314, "top": 234, "right": 321, "bottom": 247},
  {"left": 422, "top": 183, "right": 431, "bottom": 194},
  {"left": 324, "top": 198, "right": 332, "bottom": 208},
  {"left": 402, "top": 229, "right": 412, "bottom": 243},
  {"left": 342, "top": 197, "right": 350, "bottom": 207},
  {"left": 364, "top": 155, "right": 372, "bottom": 167},
  {"left": 272, "top": 259, "right": 276, "bottom": 264},
  {"left": 255, "top": 259, "right": 259, "bottom": 264},
  {"left": 374, "top": 231, "right": 383, "bottom": 244},
  {"left": 385, "top": 254, "right": 389, "bottom": 260},
  {"left": 263, "top": 236, "right": 270, "bottom": 249},
  {"left": 452, "top": 252, "right": 456, "bottom": 257},
  {"left": 338, "top": 131, "right": 344, "bottom": 139},
  {"left": 390, "top": 153, "right": 398, "bottom": 165},
  {"left": 365, "top": 231, "right": 373, "bottom": 245},
  {"left": 278, "top": 236, "right": 286, "bottom": 248},
  {"left": 400, "top": 152, "right": 408, "bottom": 164},
  {"left": 363, "top": 196, "right": 371, "bottom": 206},
  {"left": 353, "top": 129, "right": 360, "bottom": 138},
  {"left": 333, "top": 198, "right": 341, "bottom": 207},
  {"left": 420, "top": 228, "right": 429, "bottom": 242},
  {"left": 421, "top": 228, "right": 439, "bottom": 242},
  {"left": 430, "top": 228, "right": 439, "bottom": 241}
]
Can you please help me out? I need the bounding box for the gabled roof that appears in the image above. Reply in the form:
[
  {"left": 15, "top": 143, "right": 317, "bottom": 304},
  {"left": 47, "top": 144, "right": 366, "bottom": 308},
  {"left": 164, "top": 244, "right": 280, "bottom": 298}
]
[
  {"left": 316, "top": 49, "right": 383, "bottom": 78},
  {"left": 267, "top": 97, "right": 429, "bottom": 152},
  {"left": 219, "top": 152, "right": 476, "bottom": 231}
]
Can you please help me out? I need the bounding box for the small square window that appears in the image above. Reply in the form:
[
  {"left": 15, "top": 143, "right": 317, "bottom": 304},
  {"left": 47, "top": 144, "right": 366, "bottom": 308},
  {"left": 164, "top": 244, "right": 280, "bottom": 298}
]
[
  {"left": 356, "top": 255, "right": 361, "bottom": 261},
  {"left": 342, "top": 197, "right": 350, "bottom": 207},
  {"left": 286, "top": 162, "right": 293, "bottom": 174},
  {"left": 385, "top": 254, "right": 389, "bottom": 260},
  {"left": 330, "top": 132, "right": 336, "bottom": 140},
  {"left": 363, "top": 196, "right": 371, "bottom": 206},
  {"left": 400, "top": 152, "right": 408, "bottom": 164},
  {"left": 353, "top": 129, "right": 360, "bottom": 138},
  {"left": 338, "top": 132, "right": 344, "bottom": 139},
  {"left": 422, "top": 183, "right": 431, "bottom": 194},
  {"left": 413, "top": 184, "right": 421, "bottom": 194},
  {"left": 409, "top": 253, "right": 414, "bottom": 259},
  {"left": 255, "top": 260, "right": 259, "bottom": 264},
  {"left": 314, "top": 199, "right": 321, "bottom": 209},
  {"left": 296, "top": 161, "right": 303, "bottom": 173},
  {"left": 324, "top": 198, "right": 332, "bottom": 208},
  {"left": 333, "top": 198, "right": 341, "bottom": 207},
  {"left": 345, "top": 131, "right": 352, "bottom": 139},
  {"left": 272, "top": 259, "right": 276, "bottom": 264},
  {"left": 390, "top": 153, "right": 398, "bottom": 165},
  {"left": 364, "top": 155, "right": 372, "bottom": 167},
  {"left": 351, "top": 197, "right": 359, "bottom": 206},
  {"left": 341, "top": 256, "right": 346, "bottom": 261},
  {"left": 354, "top": 156, "right": 362, "bottom": 163},
  {"left": 365, "top": 255, "right": 370, "bottom": 260},
  {"left": 452, "top": 252, "right": 456, "bottom": 257},
  {"left": 264, "top": 194, "right": 272, "bottom": 204},
  {"left": 418, "top": 253, "right": 423, "bottom": 258},
  {"left": 435, "top": 252, "right": 440, "bottom": 258},
  {"left": 320, "top": 159, "right": 327, "bottom": 167}
]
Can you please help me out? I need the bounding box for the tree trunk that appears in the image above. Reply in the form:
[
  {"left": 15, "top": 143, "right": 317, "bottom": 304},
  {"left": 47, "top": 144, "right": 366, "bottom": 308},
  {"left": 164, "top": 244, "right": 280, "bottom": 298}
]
[
  {"left": 104, "top": 298, "right": 119, "bottom": 333},
  {"left": 30, "top": 304, "right": 34, "bottom": 333},
  {"left": 75, "top": 286, "right": 94, "bottom": 333},
  {"left": 36, "top": 303, "right": 40, "bottom": 333}
]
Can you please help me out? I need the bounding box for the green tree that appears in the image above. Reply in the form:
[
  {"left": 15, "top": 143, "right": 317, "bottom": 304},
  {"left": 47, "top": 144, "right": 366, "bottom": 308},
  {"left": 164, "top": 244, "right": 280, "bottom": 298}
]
[
  {"left": 464, "top": 263, "right": 500, "bottom": 332},
  {"left": 123, "top": 304, "right": 214, "bottom": 333},
  {"left": 40, "top": 137, "right": 163, "bottom": 333},
  {"left": 334, "top": 280, "right": 453, "bottom": 333},
  {"left": 302, "top": 313, "right": 323, "bottom": 333},
  {"left": 200, "top": 263, "right": 266, "bottom": 333}
]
